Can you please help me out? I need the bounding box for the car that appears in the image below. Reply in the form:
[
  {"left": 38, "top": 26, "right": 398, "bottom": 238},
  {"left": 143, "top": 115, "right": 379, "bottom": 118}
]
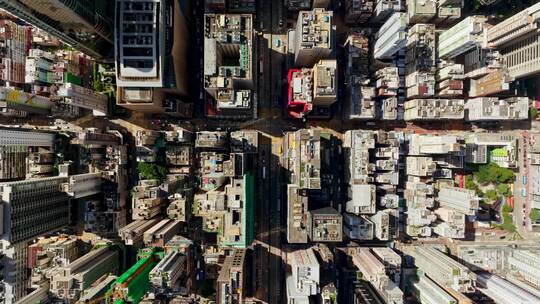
[
  {"left": 274, "top": 38, "right": 281, "bottom": 47},
  {"left": 523, "top": 175, "right": 528, "bottom": 185},
  {"left": 522, "top": 188, "right": 527, "bottom": 197}
]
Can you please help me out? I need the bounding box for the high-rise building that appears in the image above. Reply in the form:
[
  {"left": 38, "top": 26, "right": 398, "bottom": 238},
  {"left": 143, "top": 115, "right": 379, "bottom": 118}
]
[
  {"left": 438, "top": 16, "right": 487, "bottom": 59},
  {"left": 465, "top": 97, "right": 529, "bottom": 121},
  {"left": 374, "top": 12, "right": 408, "bottom": 59},
  {"left": 344, "top": 0, "right": 374, "bottom": 24},
  {"left": 217, "top": 249, "right": 248, "bottom": 304},
  {"left": 293, "top": 9, "right": 335, "bottom": 67},
  {"left": 204, "top": 14, "right": 254, "bottom": 119},
  {"left": 437, "top": 186, "right": 480, "bottom": 216},
  {"left": 486, "top": 2, "right": 540, "bottom": 79},
  {"left": 405, "top": 246, "right": 476, "bottom": 293},
  {"left": 0, "top": 129, "right": 54, "bottom": 181},
  {"left": 413, "top": 273, "right": 457, "bottom": 304},
  {"left": 115, "top": 0, "right": 189, "bottom": 115},
  {"left": 49, "top": 246, "right": 120, "bottom": 302},
  {"left": 0, "top": 176, "right": 71, "bottom": 303},
  {"left": 0, "top": 0, "right": 113, "bottom": 59},
  {"left": 0, "top": 15, "right": 31, "bottom": 85}
]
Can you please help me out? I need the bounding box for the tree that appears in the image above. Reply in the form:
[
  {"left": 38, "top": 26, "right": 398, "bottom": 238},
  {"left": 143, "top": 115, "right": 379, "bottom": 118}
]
[
  {"left": 502, "top": 203, "right": 513, "bottom": 213},
  {"left": 485, "top": 189, "right": 498, "bottom": 202},
  {"left": 137, "top": 163, "right": 167, "bottom": 180},
  {"left": 530, "top": 208, "right": 540, "bottom": 222},
  {"left": 530, "top": 107, "right": 539, "bottom": 120},
  {"left": 465, "top": 175, "right": 476, "bottom": 190},
  {"left": 497, "top": 168, "right": 515, "bottom": 184},
  {"left": 496, "top": 184, "right": 511, "bottom": 197}
]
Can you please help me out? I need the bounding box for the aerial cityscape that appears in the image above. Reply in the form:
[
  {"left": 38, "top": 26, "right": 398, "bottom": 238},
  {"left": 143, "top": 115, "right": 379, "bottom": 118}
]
[{"left": 1, "top": 0, "right": 540, "bottom": 303}]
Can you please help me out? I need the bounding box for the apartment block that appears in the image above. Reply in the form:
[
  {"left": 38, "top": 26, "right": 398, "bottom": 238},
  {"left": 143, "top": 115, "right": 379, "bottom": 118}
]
[
  {"left": 57, "top": 83, "right": 108, "bottom": 116},
  {"left": 283, "top": 129, "right": 321, "bottom": 190},
  {"left": 374, "top": 12, "right": 408, "bottom": 59},
  {"left": 132, "top": 179, "right": 164, "bottom": 220},
  {"left": 150, "top": 251, "right": 187, "bottom": 293},
  {"left": 404, "top": 99, "right": 465, "bottom": 120},
  {"left": 344, "top": 0, "right": 374, "bottom": 24},
  {"left": 413, "top": 273, "right": 457, "bottom": 304},
  {"left": 293, "top": 9, "right": 335, "bottom": 67},
  {"left": 406, "top": 24, "right": 436, "bottom": 99},
  {"left": 437, "top": 186, "right": 480, "bottom": 215},
  {"left": 433, "top": 207, "right": 466, "bottom": 239},
  {"left": 0, "top": 17, "right": 30, "bottom": 84},
  {"left": 352, "top": 248, "right": 404, "bottom": 304},
  {"left": 436, "top": 63, "right": 464, "bottom": 97},
  {"left": 50, "top": 246, "right": 119, "bottom": 301},
  {"left": 0, "top": 129, "right": 54, "bottom": 181},
  {"left": 345, "top": 32, "right": 370, "bottom": 78},
  {"left": 407, "top": 0, "right": 437, "bottom": 24},
  {"left": 468, "top": 69, "right": 511, "bottom": 97},
  {"left": 344, "top": 130, "right": 401, "bottom": 215},
  {"left": 405, "top": 246, "right": 476, "bottom": 293},
  {"left": 345, "top": 76, "right": 376, "bottom": 120},
  {"left": 143, "top": 219, "right": 181, "bottom": 247},
  {"left": 343, "top": 213, "right": 374, "bottom": 240},
  {"left": 285, "top": 0, "right": 311, "bottom": 10},
  {"left": 466, "top": 97, "right": 529, "bottom": 121},
  {"left": 374, "top": 0, "right": 403, "bottom": 21},
  {"left": 438, "top": 16, "right": 487, "bottom": 59},
  {"left": 507, "top": 250, "right": 540, "bottom": 289},
  {"left": 118, "top": 218, "right": 163, "bottom": 246}
]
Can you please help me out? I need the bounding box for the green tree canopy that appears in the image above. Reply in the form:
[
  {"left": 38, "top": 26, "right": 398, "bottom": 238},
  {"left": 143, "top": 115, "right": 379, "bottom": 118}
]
[
  {"left": 485, "top": 189, "right": 499, "bottom": 202},
  {"left": 496, "top": 184, "right": 511, "bottom": 197},
  {"left": 530, "top": 208, "right": 540, "bottom": 222},
  {"left": 137, "top": 162, "right": 167, "bottom": 180},
  {"left": 474, "top": 163, "right": 515, "bottom": 185}
]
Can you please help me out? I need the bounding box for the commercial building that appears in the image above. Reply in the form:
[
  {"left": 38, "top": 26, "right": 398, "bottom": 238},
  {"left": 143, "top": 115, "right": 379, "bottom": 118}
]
[
  {"left": 0, "top": 0, "right": 113, "bottom": 59},
  {"left": 143, "top": 219, "right": 182, "bottom": 247},
  {"left": 405, "top": 246, "right": 476, "bottom": 293},
  {"left": 465, "top": 97, "right": 529, "bottom": 121},
  {"left": 115, "top": 0, "right": 190, "bottom": 115},
  {"left": 374, "top": 12, "right": 408, "bottom": 59},
  {"left": 288, "top": 248, "right": 320, "bottom": 298},
  {"left": 283, "top": 129, "right": 321, "bottom": 190},
  {"left": 465, "top": 133, "right": 518, "bottom": 168},
  {"left": 204, "top": 14, "right": 254, "bottom": 119},
  {"left": 0, "top": 87, "right": 53, "bottom": 115},
  {"left": 293, "top": 9, "right": 335, "bottom": 67},
  {"left": 307, "top": 207, "right": 343, "bottom": 242},
  {"left": 217, "top": 249, "right": 247, "bottom": 304},
  {"left": 486, "top": 3, "right": 540, "bottom": 79},
  {"left": 119, "top": 218, "right": 163, "bottom": 246},
  {"left": 287, "top": 59, "right": 337, "bottom": 119}
]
